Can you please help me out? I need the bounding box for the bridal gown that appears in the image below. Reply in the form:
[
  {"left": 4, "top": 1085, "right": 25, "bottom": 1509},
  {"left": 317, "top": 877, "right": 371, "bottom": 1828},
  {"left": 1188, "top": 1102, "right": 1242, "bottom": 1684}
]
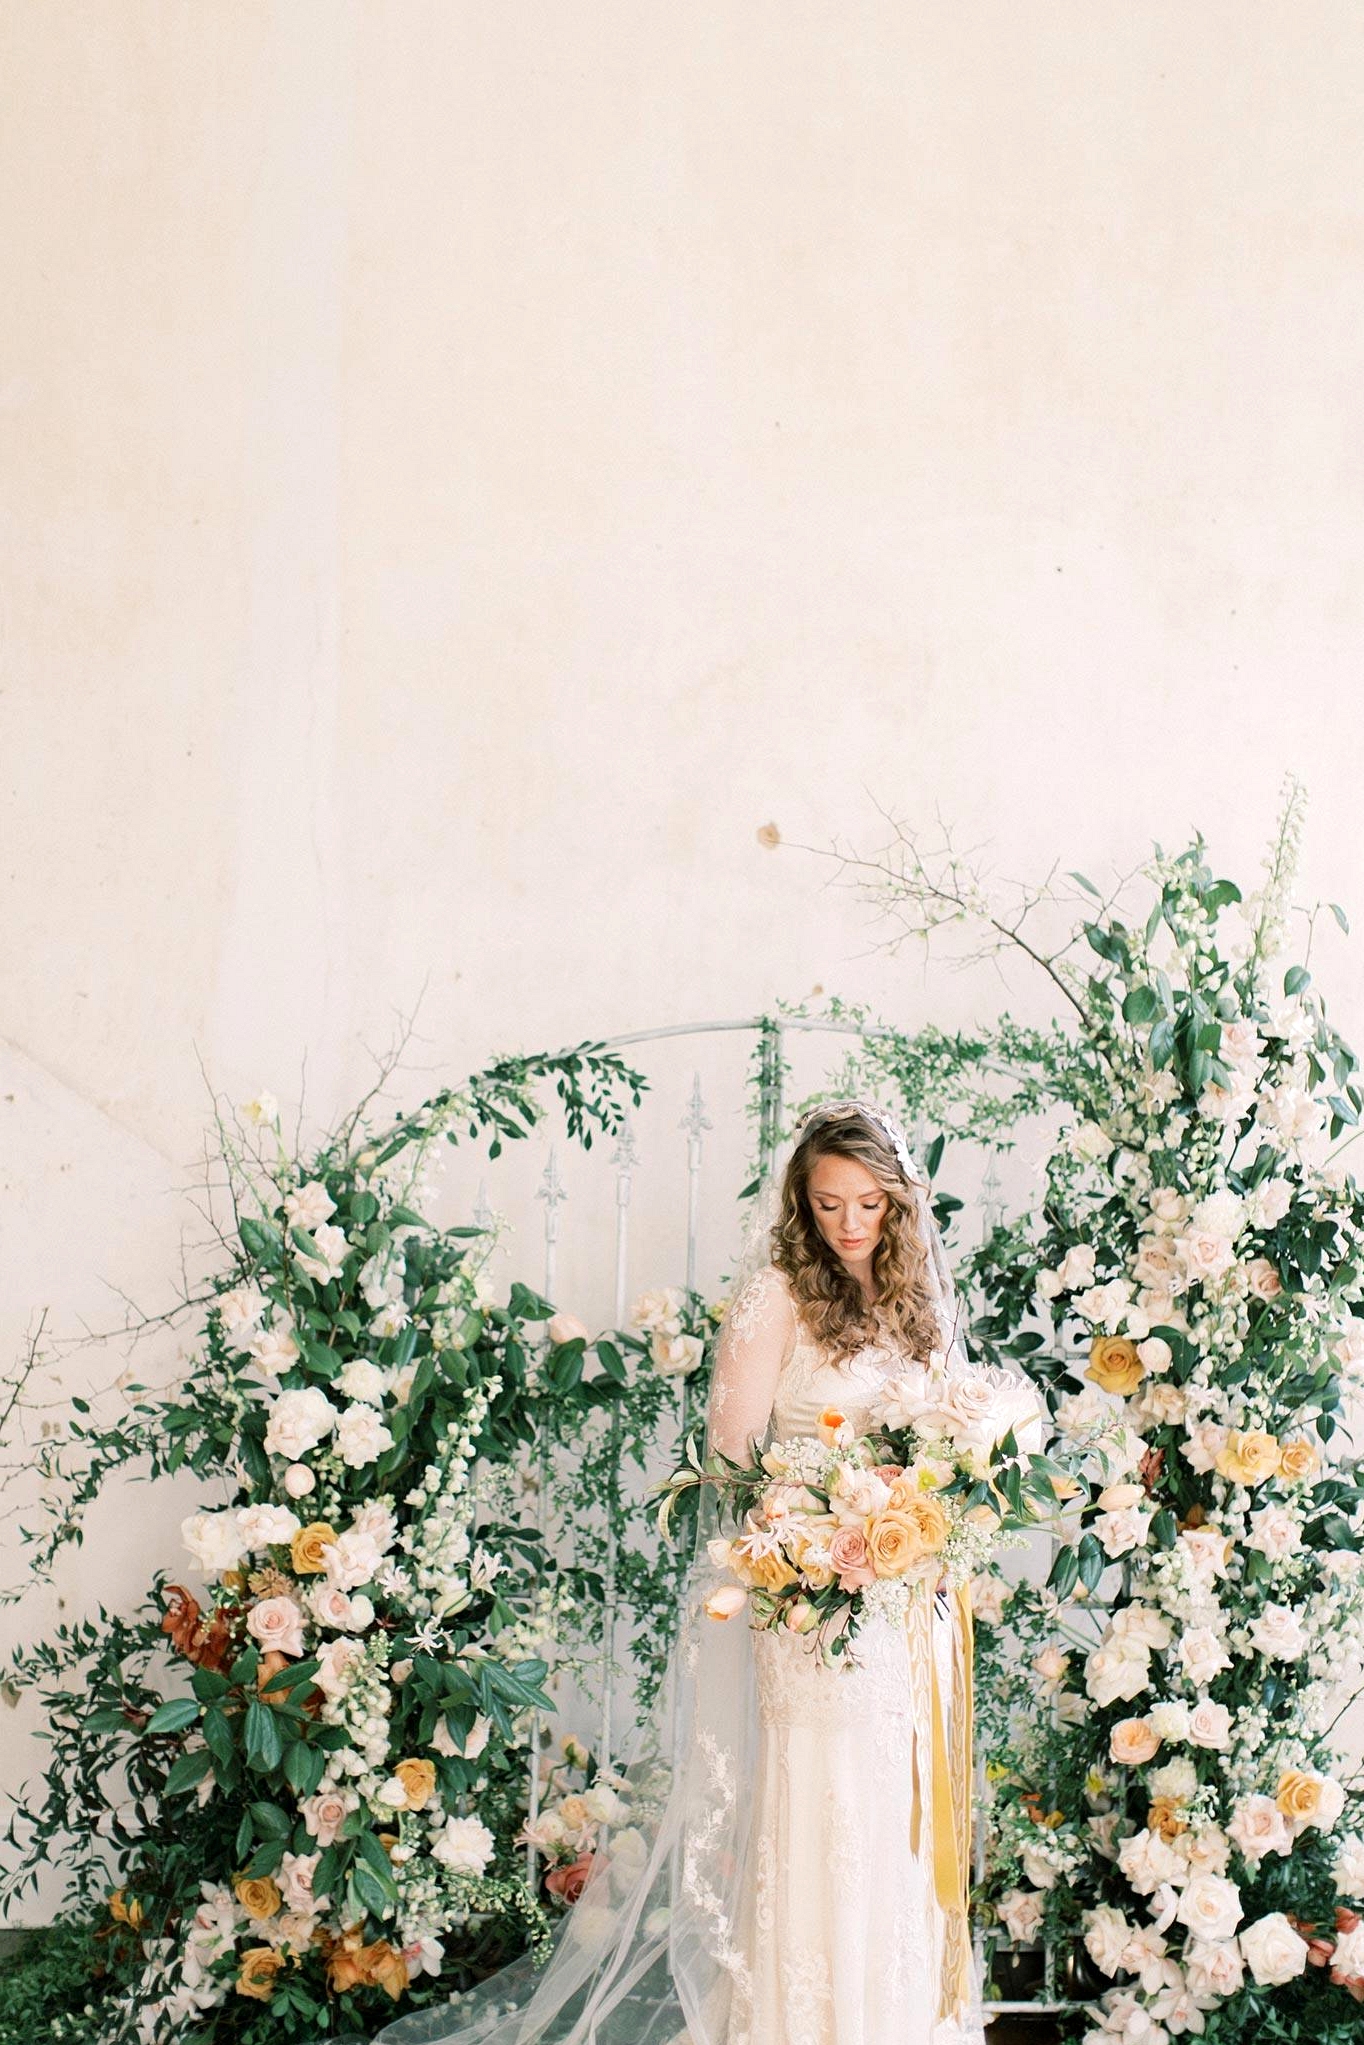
[
  {"left": 367, "top": 1263, "right": 985, "bottom": 2045},
  {"left": 706, "top": 1264, "right": 985, "bottom": 2045}
]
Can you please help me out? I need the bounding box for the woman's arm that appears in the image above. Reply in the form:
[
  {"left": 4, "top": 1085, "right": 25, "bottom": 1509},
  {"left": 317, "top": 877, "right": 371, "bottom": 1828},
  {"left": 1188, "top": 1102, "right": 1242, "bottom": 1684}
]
[{"left": 704, "top": 1265, "right": 797, "bottom": 1464}]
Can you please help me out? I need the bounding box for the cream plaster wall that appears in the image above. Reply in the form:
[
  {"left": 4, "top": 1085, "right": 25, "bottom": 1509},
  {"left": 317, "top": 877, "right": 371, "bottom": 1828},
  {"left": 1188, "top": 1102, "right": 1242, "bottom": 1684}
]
[{"left": 3, "top": 1, "right": 1364, "bottom": 1913}]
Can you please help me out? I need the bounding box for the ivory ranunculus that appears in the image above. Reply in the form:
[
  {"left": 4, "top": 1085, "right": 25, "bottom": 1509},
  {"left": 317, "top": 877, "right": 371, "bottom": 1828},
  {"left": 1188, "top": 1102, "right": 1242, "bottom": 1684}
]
[
  {"left": 1086, "top": 1336, "right": 1145, "bottom": 1397},
  {"left": 1239, "top": 1911, "right": 1310, "bottom": 1986}
]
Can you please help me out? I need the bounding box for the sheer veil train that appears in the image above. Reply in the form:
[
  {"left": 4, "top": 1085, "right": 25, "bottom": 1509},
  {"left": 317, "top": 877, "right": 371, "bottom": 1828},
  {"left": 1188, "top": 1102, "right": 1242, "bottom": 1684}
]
[{"left": 361, "top": 1102, "right": 987, "bottom": 2045}]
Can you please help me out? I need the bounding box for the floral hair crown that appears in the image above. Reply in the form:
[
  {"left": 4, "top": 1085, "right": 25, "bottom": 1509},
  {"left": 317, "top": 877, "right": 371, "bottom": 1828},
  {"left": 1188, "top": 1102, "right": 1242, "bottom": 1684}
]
[{"left": 792, "top": 1097, "right": 924, "bottom": 1186}]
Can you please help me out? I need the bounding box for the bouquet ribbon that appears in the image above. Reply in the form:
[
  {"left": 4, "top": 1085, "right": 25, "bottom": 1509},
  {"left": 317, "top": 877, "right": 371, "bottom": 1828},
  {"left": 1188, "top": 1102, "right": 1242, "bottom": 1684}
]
[{"left": 908, "top": 1579, "right": 975, "bottom": 2022}]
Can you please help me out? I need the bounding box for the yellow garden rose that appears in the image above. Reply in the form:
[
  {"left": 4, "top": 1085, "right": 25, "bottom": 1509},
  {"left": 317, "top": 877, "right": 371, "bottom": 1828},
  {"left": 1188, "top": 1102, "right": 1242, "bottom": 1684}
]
[
  {"left": 1214, "top": 1429, "right": 1281, "bottom": 1486},
  {"left": 747, "top": 1548, "right": 799, "bottom": 1594},
  {"left": 290, "top": 1522, "right": 338, "bottom": 1575},
  {"left": 1085, "top": 1336, "right": 1145, "bottom": 1397},
  {"left": 1278, "top": 1437, "right": 1320, "bottom": 1484},
  {"left": 394, "top": 1758, "right": 437, "bottom": 1811},
  {"left": 866, "top": 1497, "right": 948, "bottom": 1577},
  {"left": 237, "top": 1948, "right": 285, "bottom": 2001},
  {"left": 234, "top": 1875, "right": 283, "bottom": 1921},
  {"left": 1148, "top": 1795, "right": 1188, "bottom": 1843},
  {"left": 1275, "top": 1769, "right": 1324, "bottom": 1823}
]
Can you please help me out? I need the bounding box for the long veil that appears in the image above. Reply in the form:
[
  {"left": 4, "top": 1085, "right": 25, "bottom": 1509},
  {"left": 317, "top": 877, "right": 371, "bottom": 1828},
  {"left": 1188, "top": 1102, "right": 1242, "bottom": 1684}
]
[{"left": 364, "top": 1111, "right": 987, "bottom": 2045}]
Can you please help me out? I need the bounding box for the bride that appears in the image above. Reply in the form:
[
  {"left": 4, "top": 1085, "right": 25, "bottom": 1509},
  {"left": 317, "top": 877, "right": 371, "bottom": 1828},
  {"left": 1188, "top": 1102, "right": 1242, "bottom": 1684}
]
[{"left": 369, "top": 1098, "right": 988, "bottom": 2045}]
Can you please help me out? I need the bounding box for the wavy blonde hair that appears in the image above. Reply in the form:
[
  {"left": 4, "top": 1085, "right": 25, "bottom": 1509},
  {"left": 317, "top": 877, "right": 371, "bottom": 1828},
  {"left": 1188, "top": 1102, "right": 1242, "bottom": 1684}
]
[{"left": 772, "top": 1108, "right": 943, "bottom": 1366}]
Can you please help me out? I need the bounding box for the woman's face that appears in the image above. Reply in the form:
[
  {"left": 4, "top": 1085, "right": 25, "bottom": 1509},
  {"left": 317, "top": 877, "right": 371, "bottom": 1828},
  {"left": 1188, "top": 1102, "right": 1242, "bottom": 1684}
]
[{"left": 805, "top": 1152, "right": 890, "bottom": 1282}]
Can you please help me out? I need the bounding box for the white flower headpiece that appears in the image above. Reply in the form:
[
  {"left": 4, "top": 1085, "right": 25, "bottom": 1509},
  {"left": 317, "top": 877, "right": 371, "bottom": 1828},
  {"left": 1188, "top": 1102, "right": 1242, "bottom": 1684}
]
[{"left": 792, "top": 1097, "right": 925, "bottom": 1186}]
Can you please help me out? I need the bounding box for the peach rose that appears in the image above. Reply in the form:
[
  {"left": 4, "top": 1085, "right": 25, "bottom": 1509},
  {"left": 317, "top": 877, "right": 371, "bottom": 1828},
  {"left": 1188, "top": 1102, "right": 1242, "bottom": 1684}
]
[
  {"left": 1245, "top": 1257, "right": 1283, "bottom": 1301},
  {"left": 237, "top": 1947, "right": 285, "bottom": 2001},
  {"left": 291, "top": 1521, "right": 338, "bottom": 1575},
  {"left": 1086, "top": 1335, "right": 1145, "bottom": 1397},
  {"left": 234, "top": 1875, "right": 283, "bottom": 1921},
  {"left": 1110, "top": 1717, "right": 1161, "bottom": 1766},
  {"left": 828, "top": 1525, "right": 876, "bottom": 1589},
  {"left": 246, "top": 1595, "right": 305, "bottom": 1659},
  {"left": 1215, "top": 1430, "right": 1281, "bottom": 1486},
  {"left": 394, "top": 1758, "right": 437, "bottom": 1811}
]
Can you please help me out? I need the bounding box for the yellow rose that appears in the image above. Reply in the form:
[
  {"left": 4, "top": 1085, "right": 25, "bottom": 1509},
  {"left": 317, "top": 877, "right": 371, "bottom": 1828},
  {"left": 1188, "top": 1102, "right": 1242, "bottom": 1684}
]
[
  {"left": 1214, "top": 1429, "right": 1281, "bottom": 1486},
  {"left": 394, "top": 1758, "right": 437, "bottom": 1811},
  {"left": 748, "top": 1548, "right": 799, "bottom": 1594},
  {"left": 1275, "top": 1769, "right": 1323, "bottom": 1823},
  {"left": 290, "top": 1522, "right": 338, "bottom": 1575},
  {"left": 1278, "top": 1437, "right": 1320, "bottom": 1484},
  {"left": 866, "top": 1497, "right": 948, "bottom": 1578},
  {"left": 1085, "top": 1336, "right": 1145, "bottom": 1397},
  {"left": 234, "top": 1875, "right": 283, "bottom": 1922},
  {"left": 237, "top": 1947, "right": 285, "bottom": 2001}
]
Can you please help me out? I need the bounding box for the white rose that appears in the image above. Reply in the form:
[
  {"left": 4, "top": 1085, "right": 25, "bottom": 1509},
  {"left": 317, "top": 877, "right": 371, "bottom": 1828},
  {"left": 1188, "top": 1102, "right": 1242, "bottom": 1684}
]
[
  {"left": 295, "top": 1220, "right": 350, "bottom": 1285},
  {"left": 1136, "top": 1335, "right": 1173, "bottom": 1375},
  {"left": 996, "top": 1887, "right": 1046, "bottom": 1944},
  {"left": 1117, "top": 1827, "right": 1184, "bottom": 1896},
  {"left": 1020, "top": 1847, "right": 1059, "bottom": 1890},
  {"left": 1246, "top": 1504, "right": 1301, "bottom": 1561},
  {"left": 1333, "top": 1922, "right": 1364, "bottom": 1978},
  {"left": 376, "top": 1776, "right": 410, "bottom": 1810},
  {"left": 322, "top": 1530, "right": 383, "bottom": 1592},
  {"left": 431, "top": 1815, "right": 495, "bottom": 1875},
  {"left": 1176, "top": 1230, "right": 1236, "bottom": 1283},
  {"left": 247, "top": 1324, "right": 302, "bottom": 1376},
  {"left": 1187, "top": 1700, "right": 1234, "bottom": 1751},
  {"left": 263, "top": 1386, "right": 337, "bottom": 1460},
  {"left": 218, "top": 1284, "right": 267, "bottom": 1340},
  {"left": 1334, "top": 1833, "right": 1364, "bottom": 1898},
  {"left": 308, "top": 1583, "right": 373, "bottom": 1632},
  {"left": 336, "top": 1358, "right": 387, "bottom": 1405},
  {"left": 583, "top": 1784, "right": 627, "bottom": 1825},
  {"left": 1249, "top": 1603, "right": 1308, "bottom": 1660},
  {"left": 1086, "top": 1640, "right": 1152, "bottom": 1709},
  {"left": 1069, "top": 1122, "right": 1115, "bottom": 1163},
  {"left": 1247, "top": 1177, "right": 1293, "bottom": 1228},
  {"left": 1179, "top": 1628, "right": 1231, "bottom": 1689},
  {"left": 1228, "top": 1796, "right": 1292, "bottom": 1865},
  {"left": 1181, "top": 1421, "right": 1231, "bottom": 1475},
  {"left": 1147, "top": 1187, "right": 1189, "bottom": 1227},
  {"left": 1083, "top": 1904, "right": 1134, "bottom": 1978},
  {"left": 1175, "top": 1873, "right": 1243, "bottom": 1944},
  {"left": 1056, "top": 1386, "right": 1110, "bottom": 1437},
  {"left": 235, "top": 1503, "right": 302, "bottom": 1552},
  {"left": 632, "top": 1287, "right": 686, "bottom": 1337},
  {"left": 1058, "top": 1243, "right": 1099, "bottom": 1290},
  {"left": 334, "top": 1403, "right": 395, "bottom": 1469},
  {"left": 1183, "top": 1937, "right": 1244, "bottom": 1998},
  {"left": 182, "top": 1510, "right": 247, "bottom": 1577},
  {"left": 1238, "top": 1911, "right": 1310, "bottom": 1986},
  {"left": 1096, "top": 1507, "right": 1151, "bottom": 1560},
  {"left": 650, "top": 1331, "right": 704, "bottom": 1377},
  {"left": 1112, "top": 1604, "right": 1174, "bottom": 1652},
  {"left": 283, "top": 1463, "right": 317, "bottom": 1499},
  {"left": 283, "top": 1181, "right": 336, "bottom": 1231}
]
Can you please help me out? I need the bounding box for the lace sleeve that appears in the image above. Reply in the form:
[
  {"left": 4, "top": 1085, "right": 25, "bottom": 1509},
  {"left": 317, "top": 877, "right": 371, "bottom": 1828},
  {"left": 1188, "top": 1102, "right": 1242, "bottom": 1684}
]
[{"left": 705, "top": 1265, "right": 797, "bottom": 1465}]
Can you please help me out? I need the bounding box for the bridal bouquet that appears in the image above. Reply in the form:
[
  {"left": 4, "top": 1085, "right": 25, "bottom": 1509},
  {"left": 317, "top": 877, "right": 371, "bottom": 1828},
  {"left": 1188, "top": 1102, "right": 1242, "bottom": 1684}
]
[{"left": 657, "top": 1356, "right": 1099, "bottom": 1665}]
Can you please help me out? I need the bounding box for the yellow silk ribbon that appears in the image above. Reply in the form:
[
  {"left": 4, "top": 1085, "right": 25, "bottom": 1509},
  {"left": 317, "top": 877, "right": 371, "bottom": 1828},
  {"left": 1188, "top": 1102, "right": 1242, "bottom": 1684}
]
[{"left": 923, "top": 1583, "right": 974, "bottom": 2021}]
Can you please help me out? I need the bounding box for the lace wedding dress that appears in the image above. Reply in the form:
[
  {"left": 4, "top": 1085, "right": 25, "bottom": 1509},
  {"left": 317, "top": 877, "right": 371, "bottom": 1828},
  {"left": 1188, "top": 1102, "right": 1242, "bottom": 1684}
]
[
  {"left": 707, "top": 1264, "right": 986, "bottom": 2045},
  {"left": 370, "top": 1258, "right": 987, "bottom": 2045}
]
